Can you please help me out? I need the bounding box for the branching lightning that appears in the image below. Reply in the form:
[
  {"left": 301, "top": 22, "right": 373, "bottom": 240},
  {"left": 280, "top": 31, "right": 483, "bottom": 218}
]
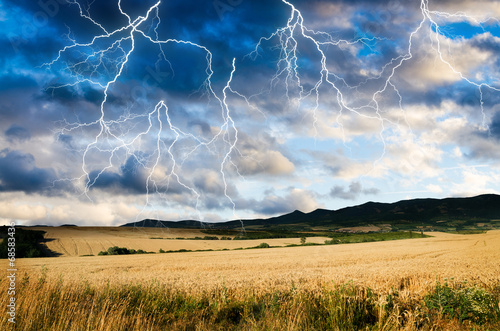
[
  {"left": 45, "top": 0, "right": 243, "bottom": 225},
  {"left": 44, "top": 0, "right": 499, "bottom": 225}
]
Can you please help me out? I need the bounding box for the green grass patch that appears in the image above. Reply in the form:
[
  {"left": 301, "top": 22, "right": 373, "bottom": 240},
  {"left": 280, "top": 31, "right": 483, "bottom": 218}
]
[
  {"left": 452, "top": 230, "right": 487, "bottom": 235},
  {"left": 202, "top": 229, "right": 328, "bottom": 240},
  {"left": 324, "top": 231, "right": 430, "bottom": 245}
]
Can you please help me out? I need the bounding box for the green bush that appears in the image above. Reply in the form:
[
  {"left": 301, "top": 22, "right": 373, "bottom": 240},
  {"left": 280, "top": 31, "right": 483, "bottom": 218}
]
[
  {"left": 202, "top": 236, "right": 219, "bottom": 240},
  {"left": 107, "top": 246, "right": 130, "bottom": 255},
  {"left": 257, "top": 243, "right": 270, "bottom": 248},
  {"left": 0, "top": 227, "right": 47, "bottom": 258},
  {"left": 98, "top": 246, "right": 152, "bottom": 256},
  {"left": 424, "top": 280, "right": 500, "bottom": 324}
]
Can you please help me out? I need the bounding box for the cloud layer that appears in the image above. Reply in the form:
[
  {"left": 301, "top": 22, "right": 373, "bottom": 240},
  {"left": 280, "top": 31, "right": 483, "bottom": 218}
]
[{"left": 1, "top": 0, "right": 500, "bottom": 225}]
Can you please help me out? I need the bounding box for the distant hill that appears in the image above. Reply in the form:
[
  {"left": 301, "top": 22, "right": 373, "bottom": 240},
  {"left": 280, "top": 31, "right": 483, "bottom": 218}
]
[{"left": 121, "top": 194, "right": 500, "bottom": 232}]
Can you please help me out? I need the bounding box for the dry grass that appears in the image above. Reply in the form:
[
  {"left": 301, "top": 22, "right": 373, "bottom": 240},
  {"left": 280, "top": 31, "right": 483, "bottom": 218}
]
[{"left": 2, "top": 230, "right": 500, "bottom": 330}]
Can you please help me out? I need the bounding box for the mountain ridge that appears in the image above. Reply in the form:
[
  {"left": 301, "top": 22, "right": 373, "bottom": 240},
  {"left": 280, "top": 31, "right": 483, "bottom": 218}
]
[{"left": 121, "top": 194, "right": 500, "bottom": 231}]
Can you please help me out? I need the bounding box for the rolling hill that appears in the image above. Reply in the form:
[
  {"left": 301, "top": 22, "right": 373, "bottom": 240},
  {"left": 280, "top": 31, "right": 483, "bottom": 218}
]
[{"left": 122, "top": 194, "right": 500, "bottom": 232}]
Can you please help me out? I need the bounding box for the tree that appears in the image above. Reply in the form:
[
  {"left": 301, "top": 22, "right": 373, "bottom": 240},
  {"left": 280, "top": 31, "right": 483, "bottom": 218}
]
[{"left": 300, "top": 237, "right": 306, "bottom": 245}]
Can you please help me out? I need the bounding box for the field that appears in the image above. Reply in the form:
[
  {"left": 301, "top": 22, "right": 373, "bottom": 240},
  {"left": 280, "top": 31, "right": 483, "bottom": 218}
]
[
  {"left": 2, "top": 229, "right": 500, "bottom": 330},
  {"left": 24, "top": 226, "right": 331, "bottom": 256}
]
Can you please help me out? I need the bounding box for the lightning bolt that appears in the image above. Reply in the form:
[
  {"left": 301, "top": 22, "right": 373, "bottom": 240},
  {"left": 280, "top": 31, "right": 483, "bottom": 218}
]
[
  {"left": 245, "top": 0, "right": 499, "bottom": 176},
  {"left": 45, "top": 0, "right": 243, "bottom": 227},
  {"left": 44, "top": 0, "right": 499, "bottom": 225}
]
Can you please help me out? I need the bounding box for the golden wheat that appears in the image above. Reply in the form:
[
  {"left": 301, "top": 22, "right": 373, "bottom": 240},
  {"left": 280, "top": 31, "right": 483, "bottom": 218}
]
[
  {"left": 2, "top": 230, "right": 500, "bottom": 330},
  {"left": 14, "top": 230, "right": 500, "bottom": 295},
  {"left": 28, "top": 226, "right": 329, "bottom": 257}
]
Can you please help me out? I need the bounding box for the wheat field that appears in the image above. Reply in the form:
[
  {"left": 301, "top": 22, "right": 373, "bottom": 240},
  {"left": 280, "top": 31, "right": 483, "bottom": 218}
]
[
  {"left": 29, "top": 226, "right": 329, "bottom": 257},
  {"left": 16, "top": 230, "right": 500, "bottom": 292},
  {"left": 3, "top": 230, "right": 500, "bottom": 330}
]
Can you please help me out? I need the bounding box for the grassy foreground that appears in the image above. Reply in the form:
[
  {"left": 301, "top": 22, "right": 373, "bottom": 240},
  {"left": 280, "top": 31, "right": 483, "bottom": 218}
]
[{"left": 2, "top": 274, "right": 499, "bottom": 330}]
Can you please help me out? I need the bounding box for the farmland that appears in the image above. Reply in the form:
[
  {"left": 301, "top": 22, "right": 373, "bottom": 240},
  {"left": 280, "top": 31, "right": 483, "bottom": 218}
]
[
  {"left": 23, "top": 226, "right": 331, "bottom": 257},
  {"left": 1, "top": 229, "right": 499, "bottom": 329}
]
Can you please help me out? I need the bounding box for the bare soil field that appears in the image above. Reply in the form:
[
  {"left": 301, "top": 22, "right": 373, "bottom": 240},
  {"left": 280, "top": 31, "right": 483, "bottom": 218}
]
[
  {"left": 27, "top": 226, "right": 329, "bottom": 256},
  {"left": 17, "top": 230, "right": 500, "bottom": 293}
]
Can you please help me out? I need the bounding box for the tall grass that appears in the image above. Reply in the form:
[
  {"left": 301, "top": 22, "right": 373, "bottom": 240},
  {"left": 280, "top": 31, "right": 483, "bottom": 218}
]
[{"left": 2, "top": 274, "right": 499, "bottom": 330}]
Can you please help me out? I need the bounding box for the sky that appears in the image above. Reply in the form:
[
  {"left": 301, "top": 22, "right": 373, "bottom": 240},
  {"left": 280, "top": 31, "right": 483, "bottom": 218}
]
[{"left": 1, "top": 0, "right": 500, "bottom": 226}]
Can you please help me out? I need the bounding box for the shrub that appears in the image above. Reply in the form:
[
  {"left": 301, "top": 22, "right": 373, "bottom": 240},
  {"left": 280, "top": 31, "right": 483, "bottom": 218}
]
[
  {"left": 0, "top": 227, "right": 47, "bottom": 258},
  {"left": 424, "top": 280, "right": 500, "bottom": 324},
  {"left": 257, "top": 243, "right": 270, "bottom": 248},
  {"left": 107, "top": 246, "right": 130, "bottom": 255},
  {"left": 202, "top": 236, "right": 219, "bottom": 240},
  {"left": 98, "top": 246, "right": 152, "bottom": 256}
]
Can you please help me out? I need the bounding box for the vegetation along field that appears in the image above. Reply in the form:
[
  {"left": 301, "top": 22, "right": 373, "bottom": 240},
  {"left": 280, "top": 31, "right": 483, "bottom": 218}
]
[{"left": 1, "top": 228, "right": 500, "bottom": 330}]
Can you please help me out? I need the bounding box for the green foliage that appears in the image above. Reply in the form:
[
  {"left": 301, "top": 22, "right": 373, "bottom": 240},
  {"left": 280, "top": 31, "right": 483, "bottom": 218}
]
[
  {"left": 453, "top": 230, "right": 487, "bottom": 235},
  {"left": 203, "top": 229, "right": 326, "bottom": 240},
  {"left": 324, "top": 231, "right": 429, "bottom": 245},
  {"left": 424, "top": 280, "right": 500, "bottom": 324},
  {"left": 300, "top": 236, "right": 306, "bottom": 245},
  {"left": 202, "top": 236, "right": 219, "bottom": 240},
  {"left": 0, "top": 227, "right": 47, "bottom": 258},
  {"left": 98, "top": 246, "right": 152, "bottom": 256},
  {"left": 187, "top": 236, "right": 221, "bottom": 240},
  {"left": 107, "top": 246, "right": 130, "bottom": 255},
  {"left": 257, "top": 243, "right": 270, "bottom": 248}
]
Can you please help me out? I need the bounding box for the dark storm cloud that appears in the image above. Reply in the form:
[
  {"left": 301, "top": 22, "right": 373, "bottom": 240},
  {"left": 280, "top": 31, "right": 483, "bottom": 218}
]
[
  {"left": 57, "top": 134, "right": 73, "bottom": 146},
  {"left": 0, "top": 149, "right": 56, "bottom": 193},
  {"left": 330, "top": 181, "right": 379, "bottom": 200},
  {"left": 469, "top": 34, "right": 500, "bottom": 53},
  {"left": 42, "top": 85, "right": 78, "bottom": 103},
  {"left": 89, "top": 156, "right": 148, "bottom": 194},
  {"left": 0, "top": 81, "right": 102, "bottom": 138},
  {"left": 40, "top": 84, "right": 105, "bottom": 105},
  {"left": 0, "top": 74, "right": 37, "bottom": 91},
  {"left": 88, "top": 155, "right": 188, "bottom": 195},
  {"left": 1, "top": 0, "right": 497, "bottom": 211},
  {"left": 5, "top": 125, "right": 31, "bottom": 142},
  {"left": 82, "top": 86, "right": 104, "bottom": 104},
  {"left": 487, "top": 111, "right": 500, "bottom": 139},
  {"left": 2, "top": 0, "right": 427, "bottom": 111}
]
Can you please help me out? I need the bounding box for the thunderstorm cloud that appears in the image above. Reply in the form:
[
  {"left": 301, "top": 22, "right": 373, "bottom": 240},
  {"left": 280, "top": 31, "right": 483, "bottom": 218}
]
[{"left": 0, "top": 0, "right": 499, "bottom": 225}]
